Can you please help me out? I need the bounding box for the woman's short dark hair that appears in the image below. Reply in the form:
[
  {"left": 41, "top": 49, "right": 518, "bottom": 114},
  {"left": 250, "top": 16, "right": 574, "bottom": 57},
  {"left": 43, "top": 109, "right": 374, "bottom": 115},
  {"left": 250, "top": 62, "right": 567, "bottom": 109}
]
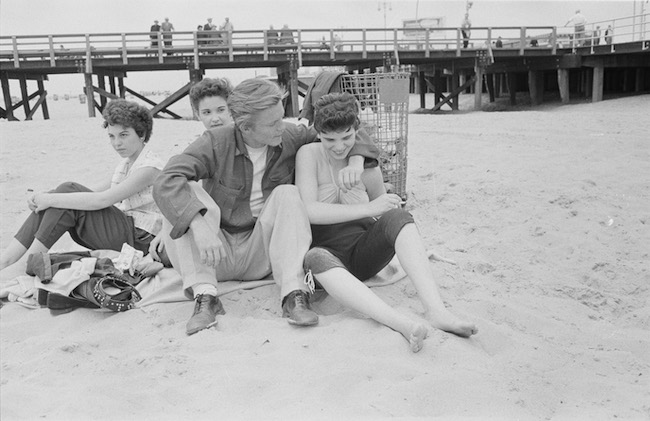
[
  {"left": 313, "top": 92, "right": 360, "bottom": 134},
  {"left": 189, "top": 78, "right": 234, "bottom": 112},
  {"left": 102, "top": 99, "right": 154, "bottom": 143}
]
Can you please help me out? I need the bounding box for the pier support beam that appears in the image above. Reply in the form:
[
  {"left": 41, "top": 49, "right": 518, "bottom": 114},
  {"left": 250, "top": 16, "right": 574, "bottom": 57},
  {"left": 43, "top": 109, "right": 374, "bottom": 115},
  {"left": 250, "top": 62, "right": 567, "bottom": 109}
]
[
  {"left": 528, "top": 70, "right": 544, "bottom": 105},
  {"left": 0, "top": 72, "right": 50, "bottom": 121},
  {"left": 507, "top": 72, "right": 517, "bottom": 105},
  {"left": 278, "top": 57, "right": 300, "bottom": 117},
  {"left": 451, "top": 72, "right": 460, "bottom": 110},
  {"left": 592, "top": 64, "right": 604, "bottom": 102},
  {"left": 558, "top": 69, "right": 570, "bottom": 104},
  {"left": 486, "top": 74, "right": 495, "bottom": 102},
  {"left": 473, "top": 64, "right": 483, "bottom": 110},
  {"left": 84, "top": 73, "right": 96, "bottom": 117},
  {"left": 418, "top": 70, "right": 426, "bottom": 108}
]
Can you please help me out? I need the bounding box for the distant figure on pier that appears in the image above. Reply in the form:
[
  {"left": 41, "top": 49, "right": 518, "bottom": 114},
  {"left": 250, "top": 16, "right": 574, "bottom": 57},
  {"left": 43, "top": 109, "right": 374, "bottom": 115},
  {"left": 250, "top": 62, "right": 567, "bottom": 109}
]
[
  {"left": 334, "top": 33, "right": 342, "bottom": 51},
  {"left": 267, "top": 25, "right": 279, "bottom": 45},
  {"left": 461, "top": 14, "right": 471, "bottom": 48},
  {"left": 220, "top": 17, "right": 234, "bottom": 46},
  {"left": 279, "top": 24, "right": 295, "bottom": 45},
  {"left": 495, "top": 36, "right": 503, "bottom": 48},
  {"left": 161, "top": 17, "right": 175, "bottom": 53},
  {"left": 565, "top": 10, "right": 586, "bottom": 46},
  {"left": 150, "top": 20, "right": 161, "bottom": 48},
  {"left": 201, "top": 17, "right": 217, "bottom": 47},
  {"left": 604, "top": 25, "right": 613, "bottom": 45},
  {"left": 593, "top": 25, "right": 601, "bottom": 45}
]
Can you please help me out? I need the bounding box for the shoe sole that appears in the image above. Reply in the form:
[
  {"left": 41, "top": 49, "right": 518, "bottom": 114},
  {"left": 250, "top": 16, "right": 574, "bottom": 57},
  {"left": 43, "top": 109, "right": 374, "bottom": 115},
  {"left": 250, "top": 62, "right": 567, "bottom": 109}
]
[
  {"left": 286, "top": 318, "right": 319, "bottom": 327},
  {"left": 186, "top": 320, "right": 218, "bottom": 336}
]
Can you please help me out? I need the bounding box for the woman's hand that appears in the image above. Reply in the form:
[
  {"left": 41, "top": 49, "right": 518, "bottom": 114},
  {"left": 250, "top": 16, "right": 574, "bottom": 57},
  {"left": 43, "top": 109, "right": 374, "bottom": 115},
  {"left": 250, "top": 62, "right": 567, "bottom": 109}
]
[
  {"left": 29, "top": 193, "right": 52, "bottom": 213},
  {"left": 368, "top": 193, "right": 403, "bottom": 217}
]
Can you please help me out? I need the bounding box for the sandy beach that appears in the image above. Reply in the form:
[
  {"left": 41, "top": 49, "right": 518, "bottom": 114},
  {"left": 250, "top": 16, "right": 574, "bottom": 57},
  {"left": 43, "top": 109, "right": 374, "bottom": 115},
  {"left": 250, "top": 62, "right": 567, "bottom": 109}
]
[{"left": 1, "top": 93, "right": 649, "bottom": 420}]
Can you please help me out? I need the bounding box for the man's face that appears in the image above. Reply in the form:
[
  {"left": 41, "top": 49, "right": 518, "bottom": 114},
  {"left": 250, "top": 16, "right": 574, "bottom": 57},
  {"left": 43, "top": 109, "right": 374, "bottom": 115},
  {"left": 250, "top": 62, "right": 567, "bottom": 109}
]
[{"left": 241, "top": 102, "right": 285, "bottom": 148}]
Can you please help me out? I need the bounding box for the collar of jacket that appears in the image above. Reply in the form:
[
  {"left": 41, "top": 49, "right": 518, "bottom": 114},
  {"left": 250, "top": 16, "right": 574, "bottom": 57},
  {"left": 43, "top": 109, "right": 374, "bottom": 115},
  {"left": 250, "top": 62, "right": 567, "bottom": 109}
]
[{"left": 232, "top": 124, "right": 284, "bottom": 158}]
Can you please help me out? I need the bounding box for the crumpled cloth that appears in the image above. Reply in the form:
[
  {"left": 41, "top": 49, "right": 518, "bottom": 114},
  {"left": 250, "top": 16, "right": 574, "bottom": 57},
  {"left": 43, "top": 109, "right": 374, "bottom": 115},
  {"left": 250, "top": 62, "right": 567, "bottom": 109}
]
[{"left": 36, "top": 257, "right": 97, "bottom": 296}]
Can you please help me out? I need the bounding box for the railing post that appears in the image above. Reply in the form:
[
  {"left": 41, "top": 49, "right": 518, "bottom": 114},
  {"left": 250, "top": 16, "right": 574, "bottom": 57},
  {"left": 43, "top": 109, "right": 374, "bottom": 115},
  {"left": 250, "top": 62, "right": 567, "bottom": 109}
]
[
  {"left": 263, "top": 30, "right": 269, "bottom": 61},
  {"left": 456, "top": 29, "right": 461, "bottom": 56},
  {"left": 362, "top": 29, "right": 367, "bottom": 59},
  {"left": 297, "top": 29, "right": 303, "bottom": 67},
  {"left": 121, "top": 33, "right": 128, "bottom": 65},
  {"left": 425, "top": 29, "right": 430, "bottom": 58},
  {"left": 12, "top": 36, "right": 20, "bottom": 68},
  {"left": 330, "top": 29, "right": 335, "bottom": 59},
  {"left": 193, "top": 31, "right": 200, "bottom": 69},
  {"left": 487, "top": 27, "right": 492, "bottom": 48},
  {"left": 157, "top": 32, "right": 163, "bottom": 63},
  {"left": 228, "top": 32, "right": 234, "bottom": 62},
  {"left": 520, "top": 27, "right": 526, "bottom": 55},
  {"left": 551, "top": 27, "right": 557, "bottom": 54},
  {"left": 393, "top": 28, "right": 398, "bottom": 50},
  {"left": 48, "top": 35, "right": 55, "bottom": 67},
  {"left": 85, "top": 34, "right": 92, "bottom": 73}
]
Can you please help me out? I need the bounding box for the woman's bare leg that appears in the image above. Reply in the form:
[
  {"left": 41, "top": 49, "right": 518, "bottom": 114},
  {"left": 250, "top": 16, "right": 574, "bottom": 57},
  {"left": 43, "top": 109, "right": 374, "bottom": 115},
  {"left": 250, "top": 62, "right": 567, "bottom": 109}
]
[
  {"left": 0, "top": 239, "right": 28, "bottom": 270},
  {"left": 0, "top": 239, "right": 48, "bottom": 282},
  {"left": 315, "top": 267, "right": 428, "bottom": 352},
  {"left": 395, "top": 224, "right": 478, "bottom": 337}
]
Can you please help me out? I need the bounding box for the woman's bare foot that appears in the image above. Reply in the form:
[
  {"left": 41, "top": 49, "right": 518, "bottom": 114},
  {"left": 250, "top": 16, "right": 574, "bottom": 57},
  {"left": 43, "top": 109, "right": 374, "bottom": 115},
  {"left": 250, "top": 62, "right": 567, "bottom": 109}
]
[
  {"left": 402, "top": 323, "right": 428, "bottom": 353},
  {"left": 426, "top": 310, "right": 478, "bottom": 338},
  {"left": 0, "top": 260, "right": 28, "bottom": 283}
]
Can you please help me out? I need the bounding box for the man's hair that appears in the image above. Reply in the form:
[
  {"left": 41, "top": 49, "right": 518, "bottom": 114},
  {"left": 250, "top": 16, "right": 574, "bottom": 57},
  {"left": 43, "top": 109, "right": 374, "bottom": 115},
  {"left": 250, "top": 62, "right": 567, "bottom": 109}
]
[
  {"left": 227, "top": 78, "right": 282, "bottom": 130},
  {"left": 313, "top": 92, "right": 360, "bottom": 134},
  {"left": 102, "top": 99, "right": 153, "bottom": 143},
  {"left": 189, "top": 78, "right": 234, "bottom": 112}
]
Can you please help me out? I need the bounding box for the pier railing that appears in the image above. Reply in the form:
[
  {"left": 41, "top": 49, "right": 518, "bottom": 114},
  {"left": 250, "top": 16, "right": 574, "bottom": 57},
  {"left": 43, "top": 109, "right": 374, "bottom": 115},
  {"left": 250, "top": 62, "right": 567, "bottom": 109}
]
[{"left": 1, "top": 18, "right": 648, "bottom": 71}]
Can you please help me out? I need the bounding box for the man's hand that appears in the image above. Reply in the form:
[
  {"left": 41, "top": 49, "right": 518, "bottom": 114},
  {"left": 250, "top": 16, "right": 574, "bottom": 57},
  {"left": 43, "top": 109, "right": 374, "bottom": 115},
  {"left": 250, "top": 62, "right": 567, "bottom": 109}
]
[
  {"left": 190, "top": 215, "right": 226, "bottom": 267},
  {"left": 148, "top": 234, "right": 164, "bottom": 262},
  {"left": 337, "top": 165, "right": 363, "bottom": 192},
  {"left": 339, "top": 155, "right": 365, "bottom": 192}
]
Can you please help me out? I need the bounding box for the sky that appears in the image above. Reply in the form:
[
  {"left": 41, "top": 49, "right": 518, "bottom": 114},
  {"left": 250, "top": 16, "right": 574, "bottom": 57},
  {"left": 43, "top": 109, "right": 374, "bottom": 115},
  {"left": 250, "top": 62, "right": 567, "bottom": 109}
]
[{"left": 0, "top": 0, "right": 643, "bottom": 95}]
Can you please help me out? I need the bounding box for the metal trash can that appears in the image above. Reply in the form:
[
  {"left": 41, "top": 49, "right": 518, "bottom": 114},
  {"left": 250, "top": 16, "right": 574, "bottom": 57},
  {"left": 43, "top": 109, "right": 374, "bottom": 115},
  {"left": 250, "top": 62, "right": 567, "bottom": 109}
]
[{"left": 339, "top": 72, "right": 410, "bottom": 199}]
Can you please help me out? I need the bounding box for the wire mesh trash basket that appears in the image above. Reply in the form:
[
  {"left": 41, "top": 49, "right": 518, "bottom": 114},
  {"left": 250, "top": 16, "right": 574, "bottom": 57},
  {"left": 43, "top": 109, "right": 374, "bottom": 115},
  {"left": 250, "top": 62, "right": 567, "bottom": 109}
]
[{"left": 339, "top": 72, "right": 410, "bottom": 199}]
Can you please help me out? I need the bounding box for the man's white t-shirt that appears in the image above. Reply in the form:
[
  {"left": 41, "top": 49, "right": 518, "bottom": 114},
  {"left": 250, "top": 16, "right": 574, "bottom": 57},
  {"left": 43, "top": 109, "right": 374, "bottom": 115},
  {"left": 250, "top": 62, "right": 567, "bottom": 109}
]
[{"left": 245, "top": 144, "right": 268, "bottom": 218}]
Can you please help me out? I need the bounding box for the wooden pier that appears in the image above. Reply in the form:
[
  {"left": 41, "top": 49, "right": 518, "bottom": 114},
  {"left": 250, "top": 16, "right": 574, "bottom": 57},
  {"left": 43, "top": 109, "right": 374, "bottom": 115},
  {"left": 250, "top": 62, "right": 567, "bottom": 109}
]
[{"left": 1, "top": 17, "right": 649, "bottom": 121}]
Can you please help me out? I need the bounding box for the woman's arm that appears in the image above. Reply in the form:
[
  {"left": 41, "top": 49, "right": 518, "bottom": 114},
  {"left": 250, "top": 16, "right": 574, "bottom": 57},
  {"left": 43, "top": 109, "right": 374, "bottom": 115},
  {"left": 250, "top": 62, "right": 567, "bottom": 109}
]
[
  {"left": 296, "top": 147, "right": 401, "bottom": 225},
  {"left": 32, "top": 167, "right": 160, "bottom": 213}
]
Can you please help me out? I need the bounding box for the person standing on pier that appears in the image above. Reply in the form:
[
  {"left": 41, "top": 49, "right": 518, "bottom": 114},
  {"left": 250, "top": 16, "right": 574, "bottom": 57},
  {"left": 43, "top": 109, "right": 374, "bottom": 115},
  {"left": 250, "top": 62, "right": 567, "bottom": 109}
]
[
  {"left": 161, "top": 17, "right": 175, "bottom": 54},
  {"left": 219, "top": 17, "right": 234, "bottom": 46},
  {"left": 461, "top": 14, "right": 471, "bottom": 48},
  {"left": 565, "top": 10, "right": 587, "bottom": 46},
  {"left": 604, "top": 25, "right": 613, "bottom": 45},
  {"left": 150, "top": 19, "right": 161, "bottom": 49}
]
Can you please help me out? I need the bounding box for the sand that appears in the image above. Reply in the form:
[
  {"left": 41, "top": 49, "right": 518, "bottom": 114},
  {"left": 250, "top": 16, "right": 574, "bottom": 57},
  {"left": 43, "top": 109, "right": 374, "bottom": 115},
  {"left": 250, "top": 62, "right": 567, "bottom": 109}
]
[{"left": 1, "top": 94, "right": 649, "bottom": 420}]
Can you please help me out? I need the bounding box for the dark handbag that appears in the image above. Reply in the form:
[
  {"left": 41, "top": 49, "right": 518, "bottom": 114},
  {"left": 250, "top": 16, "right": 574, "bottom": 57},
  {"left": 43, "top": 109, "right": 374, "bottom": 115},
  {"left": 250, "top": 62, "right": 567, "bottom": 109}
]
[{"left": 91, "top": 274, "right": 142, "bottom": 312}]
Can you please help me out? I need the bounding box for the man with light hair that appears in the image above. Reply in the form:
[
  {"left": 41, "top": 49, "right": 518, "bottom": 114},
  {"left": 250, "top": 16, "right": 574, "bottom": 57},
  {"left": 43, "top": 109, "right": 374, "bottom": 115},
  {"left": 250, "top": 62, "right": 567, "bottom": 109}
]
[
  {"left": 565, "top": 9, "right": 587, "bottom": 46},
  {"left": 153, "top": 78, "right": 379, "bottom": 335}
]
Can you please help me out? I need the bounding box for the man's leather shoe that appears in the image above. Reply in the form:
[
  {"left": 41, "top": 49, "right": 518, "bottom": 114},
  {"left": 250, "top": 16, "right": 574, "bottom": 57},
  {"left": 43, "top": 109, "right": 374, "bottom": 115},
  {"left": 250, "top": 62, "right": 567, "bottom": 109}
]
[
  {"left": 186, "top": 294, "right": 226, "bottom": 335},
  {"left": 282, "top": 290, "right": 319, "bottom": 326}
]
